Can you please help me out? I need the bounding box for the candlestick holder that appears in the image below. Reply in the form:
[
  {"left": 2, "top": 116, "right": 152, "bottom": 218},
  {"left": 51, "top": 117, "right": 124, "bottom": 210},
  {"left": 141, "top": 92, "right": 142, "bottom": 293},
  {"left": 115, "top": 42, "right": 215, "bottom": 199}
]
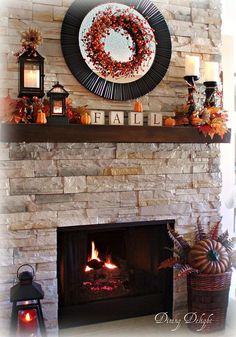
[
  {"left": 203, "top": 81, "right": 217, "bottom": 107},
  {"left": 183, "top": 75, "right": 199, "bottom": 116}
]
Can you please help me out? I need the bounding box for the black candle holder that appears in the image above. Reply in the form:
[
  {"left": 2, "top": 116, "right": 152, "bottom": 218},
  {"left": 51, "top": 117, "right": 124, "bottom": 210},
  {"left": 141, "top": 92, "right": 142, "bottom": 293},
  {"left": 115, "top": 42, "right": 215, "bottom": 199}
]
[
  {"left": 184, "top": 75, "right": 199, "bottom": 116},
  {"left": 203, "top": 81, "right": 218, "bottom": 107}
]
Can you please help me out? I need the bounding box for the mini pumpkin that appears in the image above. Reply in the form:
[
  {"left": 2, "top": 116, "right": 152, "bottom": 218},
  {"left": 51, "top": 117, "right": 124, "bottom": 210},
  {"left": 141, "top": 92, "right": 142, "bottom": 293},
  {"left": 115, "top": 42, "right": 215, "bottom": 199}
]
[
  {"left": 36, "top": 111, "right": 47, "bottom": 124},
  {"left": 188, "top": 239, "right": 229, "bottom": 274},
  {"left": 81, "top": 112, "right": 91, "bottom": 125},
  {"left": 164, "top": 117, "right": 176, "bottom": 127},
  {"left": 190, "top": 116, "right": 203, "bottom": 126},
  {"left": 134, "top": 100, "right": 143, "bottom": 112}
]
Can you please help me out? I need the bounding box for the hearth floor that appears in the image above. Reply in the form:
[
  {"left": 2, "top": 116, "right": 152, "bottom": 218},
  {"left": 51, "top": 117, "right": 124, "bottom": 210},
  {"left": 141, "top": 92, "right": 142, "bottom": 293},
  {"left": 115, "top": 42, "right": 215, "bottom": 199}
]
[
  {"left": 59, "top": 273, "right": 236, "bottom": 337},
  {"left": 59, "top": 301, "right": 236, "bottom": 337}
]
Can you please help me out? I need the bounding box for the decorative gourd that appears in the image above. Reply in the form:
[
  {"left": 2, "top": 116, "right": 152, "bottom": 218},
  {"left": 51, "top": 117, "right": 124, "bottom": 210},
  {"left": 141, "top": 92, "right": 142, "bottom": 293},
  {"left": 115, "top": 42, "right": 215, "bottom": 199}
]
[
  {"left": 36, "top": 111, "right": 47, "bottom": 124},
  {"left": 164, "top": 117, "right": 176, "bottom": 127},
  {"left": 81, "top": 112, "right": 91, "bottom": 125},
  {"left": 134, "top": 100, "right": 143, "bottom": 112},
  {"left": 188, "top": 239, "right": 229, "bottom": 274}
]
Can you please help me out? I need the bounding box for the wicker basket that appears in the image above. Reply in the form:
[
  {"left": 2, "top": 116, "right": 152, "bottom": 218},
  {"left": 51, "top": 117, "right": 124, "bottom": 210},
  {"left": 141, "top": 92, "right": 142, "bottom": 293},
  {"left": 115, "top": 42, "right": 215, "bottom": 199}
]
[{"left": 187, "top": 271, "right": 232, "bottom": 333}]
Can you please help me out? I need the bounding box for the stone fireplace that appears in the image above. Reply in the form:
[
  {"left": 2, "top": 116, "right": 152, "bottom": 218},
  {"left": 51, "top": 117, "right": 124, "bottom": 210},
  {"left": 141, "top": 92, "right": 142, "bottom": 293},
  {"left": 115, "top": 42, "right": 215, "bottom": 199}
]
[
  {"left": 0, "top": 0, "right": 224, "bottom": 335},
  {"left": 0, "top": 141, "right": 222, "bottom": 336}
]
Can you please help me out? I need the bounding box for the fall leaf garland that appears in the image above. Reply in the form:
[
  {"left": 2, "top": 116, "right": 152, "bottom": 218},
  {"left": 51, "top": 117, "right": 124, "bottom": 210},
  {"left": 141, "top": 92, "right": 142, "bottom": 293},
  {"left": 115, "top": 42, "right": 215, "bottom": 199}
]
[
  {"left": 197, "top": 106, "right": 228, "bottom": 139},
  {"left": 82, "top": 6, "right": 156, "bottom": 79},
  {"left": 189, "top": 86, "right": 228, "bottom": 139}
]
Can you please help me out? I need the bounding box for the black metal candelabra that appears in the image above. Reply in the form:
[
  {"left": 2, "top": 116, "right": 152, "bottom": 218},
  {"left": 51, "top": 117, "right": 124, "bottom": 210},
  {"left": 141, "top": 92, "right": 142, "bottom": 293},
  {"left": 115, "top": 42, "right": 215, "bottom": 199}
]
[
  {"left": 203, "top": 81, "right": 218, "bottom": 107},
  {"left": 184, "top": 75, "right": 199, "bottom": 116}
]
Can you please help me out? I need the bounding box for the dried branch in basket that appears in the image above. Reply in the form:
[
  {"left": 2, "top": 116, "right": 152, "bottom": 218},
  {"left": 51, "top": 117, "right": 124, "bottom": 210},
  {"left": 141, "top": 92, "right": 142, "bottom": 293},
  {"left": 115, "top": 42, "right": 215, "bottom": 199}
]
[
  {"left": 158, "top": 219, "right": 232, "bottom": 279},
  {"left": 194, "top": 219, "right": 208, "bottom": 241},
  {"left": 208, "top": 220, "right": 221, "bottom": 240},
  {"left": 217, "top": 229, "right": 229, "bottom": 243},
  {"left": 157, "top": 257, "right": 179, "bottom": 271},
  {"left": 176, "top": 265, "right": 198, "bottom": 280},
  {"left": 167, "top": 224, "right": 191, "bottom": 252}
]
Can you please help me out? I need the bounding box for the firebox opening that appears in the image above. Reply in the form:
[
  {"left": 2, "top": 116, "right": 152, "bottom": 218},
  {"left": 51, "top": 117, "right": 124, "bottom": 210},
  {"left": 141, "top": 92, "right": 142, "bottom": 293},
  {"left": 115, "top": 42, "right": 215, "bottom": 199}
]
[{"left": 57, "top": 220, "right": 174, "bottom": 328}]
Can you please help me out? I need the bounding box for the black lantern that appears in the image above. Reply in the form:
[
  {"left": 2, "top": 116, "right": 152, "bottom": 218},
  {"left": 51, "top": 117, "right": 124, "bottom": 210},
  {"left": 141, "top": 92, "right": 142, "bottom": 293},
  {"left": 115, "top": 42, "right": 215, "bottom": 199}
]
[
  {"left": 10, "top": 264, "right": 46, "bottom": 337},
  {"left": 47, "top": 82, "right": 69, "bottom": 124},
  {"left": 18, "top": 48, "right": 45, "bottom": 98}
]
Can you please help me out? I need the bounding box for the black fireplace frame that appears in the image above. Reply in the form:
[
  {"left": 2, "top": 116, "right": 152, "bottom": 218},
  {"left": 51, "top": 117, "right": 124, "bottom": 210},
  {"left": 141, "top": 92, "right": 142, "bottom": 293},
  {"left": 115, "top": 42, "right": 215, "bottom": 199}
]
[{"left": 57, "top": 219, "right": 174, "bottom": 328}]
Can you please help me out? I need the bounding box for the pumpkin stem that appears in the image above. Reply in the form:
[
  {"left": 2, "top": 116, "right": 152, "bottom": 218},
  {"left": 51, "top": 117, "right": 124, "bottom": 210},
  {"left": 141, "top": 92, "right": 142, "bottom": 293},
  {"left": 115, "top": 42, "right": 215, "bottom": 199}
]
[{"left": 207, "top": 249, "right": 220, "bottom": 261}]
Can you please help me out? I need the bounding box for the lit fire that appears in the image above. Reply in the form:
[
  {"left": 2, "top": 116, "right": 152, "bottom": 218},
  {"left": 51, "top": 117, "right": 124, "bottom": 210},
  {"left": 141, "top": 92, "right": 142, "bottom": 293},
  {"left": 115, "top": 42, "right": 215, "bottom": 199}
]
[
  {"left": 25, "top": 313, "right": 32, "bottom": 322},
  {"left": 90, "top": 241, "right": 101, "bottom": 261},
  {"left": 85, "top": 241, "right": 117, "bottom": 272},
  {"left": 104, "top": 256, "right": 117, "bottom": 270}
]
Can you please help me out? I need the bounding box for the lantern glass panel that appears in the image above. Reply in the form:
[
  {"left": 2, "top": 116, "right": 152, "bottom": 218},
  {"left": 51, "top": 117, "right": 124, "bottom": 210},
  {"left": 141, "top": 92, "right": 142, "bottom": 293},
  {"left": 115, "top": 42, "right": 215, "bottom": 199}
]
[
  {"left": 17, "top": 308, "right": 40, "bottom": 337},
  {"left": 24, "top": 62, "right": 40, "bottom": 88},
  {"left": 53, "top": 100, "right": 63, "bottom": 115}
]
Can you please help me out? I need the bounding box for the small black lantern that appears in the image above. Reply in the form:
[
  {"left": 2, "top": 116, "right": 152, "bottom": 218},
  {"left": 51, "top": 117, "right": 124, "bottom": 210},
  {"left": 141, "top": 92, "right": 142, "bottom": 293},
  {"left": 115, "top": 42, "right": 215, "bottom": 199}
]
[
  {"left": 18, "top": 48, "right": 45, "bottom": 98},
  {"left": 10, "top": 264, "right": 46, "bottom": 337},
  {"left": 47, "top": 82, "right": 69, "bottom": 124}
]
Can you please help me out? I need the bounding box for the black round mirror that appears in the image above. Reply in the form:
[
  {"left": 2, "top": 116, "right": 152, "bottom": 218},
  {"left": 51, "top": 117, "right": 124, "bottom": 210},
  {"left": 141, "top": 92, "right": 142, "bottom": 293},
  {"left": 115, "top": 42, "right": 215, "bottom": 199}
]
[{"left": 61, "top": 0, "right": 172, "bottom": 100}]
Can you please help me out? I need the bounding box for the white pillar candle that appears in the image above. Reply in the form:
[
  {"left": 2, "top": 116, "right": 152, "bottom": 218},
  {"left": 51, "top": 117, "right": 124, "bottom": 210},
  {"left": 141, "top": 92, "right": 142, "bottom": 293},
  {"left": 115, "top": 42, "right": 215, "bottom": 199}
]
[
  {"left": 204, "top": 61, "right": 219, "bottom": 82},
  {"left": 24, "top": 69, "right": 40, "bottom": 88},
  {"left": 184, "top": 55, "right": 200, "bottom": 77},
  {"left": 53, "top": 100, "right": 63, "bottom": 115}
]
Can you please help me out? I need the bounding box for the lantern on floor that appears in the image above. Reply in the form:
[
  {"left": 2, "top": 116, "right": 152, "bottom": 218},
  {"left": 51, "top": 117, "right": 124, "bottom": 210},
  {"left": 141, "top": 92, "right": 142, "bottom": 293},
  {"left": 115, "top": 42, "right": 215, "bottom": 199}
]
[
  {"left": 47, "top": 81, "right": 69, "bottom": 124},
  {"left": 18, "top": 48, "right": 45, "bottom": 98},
  {"left": 10, "top": 264, "right": 46, "bottom": 337}
]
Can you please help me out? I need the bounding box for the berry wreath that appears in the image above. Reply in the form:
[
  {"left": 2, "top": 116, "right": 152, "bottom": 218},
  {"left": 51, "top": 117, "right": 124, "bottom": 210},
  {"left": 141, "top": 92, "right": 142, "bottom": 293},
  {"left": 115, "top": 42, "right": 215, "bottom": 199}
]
[{"left": 81, "top": 6, "right": 157, "bottom": 79}]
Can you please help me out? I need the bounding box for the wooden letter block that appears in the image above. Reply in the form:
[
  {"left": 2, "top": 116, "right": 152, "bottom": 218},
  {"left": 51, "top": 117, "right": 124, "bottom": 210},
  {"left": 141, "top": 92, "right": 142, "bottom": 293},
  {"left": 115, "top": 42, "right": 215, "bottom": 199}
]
[
  {"left": 128, "top": 112, "right": 143, "bottom": 126},
  {"left": 90, "top": 110, "right": 105, "bottom": 125},
  {"left": 109, "top": 111, "right": 124, "bottom": 125},
  {"left": 148, "top": 113, "right": 163, "bottom": 126}
]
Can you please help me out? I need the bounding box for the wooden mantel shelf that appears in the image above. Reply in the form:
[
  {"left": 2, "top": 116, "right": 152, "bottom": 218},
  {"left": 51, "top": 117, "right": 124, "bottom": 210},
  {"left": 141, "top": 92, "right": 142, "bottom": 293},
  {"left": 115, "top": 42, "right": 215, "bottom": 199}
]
[{"left": 0, "top": 124, "right": 231, "bottom": 143}]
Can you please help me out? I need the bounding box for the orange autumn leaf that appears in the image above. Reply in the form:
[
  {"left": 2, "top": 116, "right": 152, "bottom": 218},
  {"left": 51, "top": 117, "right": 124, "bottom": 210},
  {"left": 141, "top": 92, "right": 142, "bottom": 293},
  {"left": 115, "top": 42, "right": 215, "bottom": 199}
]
[
  {"left": 208, "top": 106, "right": 220, "bottom": 114},
  {"left": 198, "top": 124, "right": 214, "bottom": 138}
]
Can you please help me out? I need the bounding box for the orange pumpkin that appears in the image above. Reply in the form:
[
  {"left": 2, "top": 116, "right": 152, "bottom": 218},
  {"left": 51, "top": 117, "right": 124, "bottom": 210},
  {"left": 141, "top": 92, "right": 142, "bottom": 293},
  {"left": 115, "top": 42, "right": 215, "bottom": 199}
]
[
  {"left": 134, "top": 100, "right": 143, "bottom": 112},
  {"left": 188, "top": 239, "right": 229, "bottom": 274},
  {"left": 81, "top": 112, "right": 91, "bottom": 125},
  {"left": 164, "top": 117, "right": 176, "bottom": 127},
  {"left": 36, "top": 111, "right": 47, "bottom": 124},
  {"left": 190, "top": 116, "right": 203, "bottom": 126}
]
